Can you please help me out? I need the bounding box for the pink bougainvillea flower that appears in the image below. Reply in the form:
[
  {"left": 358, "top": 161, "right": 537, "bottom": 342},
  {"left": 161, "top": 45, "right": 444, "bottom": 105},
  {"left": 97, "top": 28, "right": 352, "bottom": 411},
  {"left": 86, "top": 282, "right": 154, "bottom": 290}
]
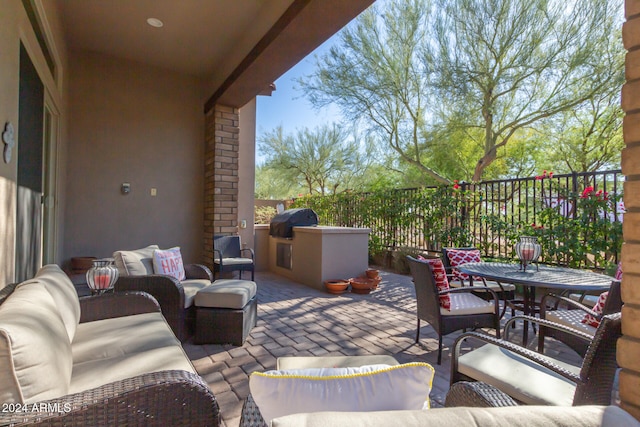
[
  {"left": 581, "top": 186, "right": 594, "bottom": 198},
  {"left": 548, "top": 172, "right": 554, "bottom": 178}
]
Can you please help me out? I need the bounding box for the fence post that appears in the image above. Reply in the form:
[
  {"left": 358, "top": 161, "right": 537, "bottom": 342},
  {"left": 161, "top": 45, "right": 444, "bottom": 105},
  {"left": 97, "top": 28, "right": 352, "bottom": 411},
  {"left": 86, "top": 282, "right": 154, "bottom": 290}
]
[
  {"left": 571, "top": 171, "right": 579, "bottom": 220},
  {"left": 460, "top": 181, "right": 469, "bottom": 243}
]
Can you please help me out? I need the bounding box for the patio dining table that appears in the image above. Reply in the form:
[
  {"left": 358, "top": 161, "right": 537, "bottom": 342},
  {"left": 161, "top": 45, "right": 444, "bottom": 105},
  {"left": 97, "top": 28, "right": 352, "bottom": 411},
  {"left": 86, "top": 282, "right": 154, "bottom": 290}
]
[{"left": 458, "top": 262, "right": 613, "bottom": 343}]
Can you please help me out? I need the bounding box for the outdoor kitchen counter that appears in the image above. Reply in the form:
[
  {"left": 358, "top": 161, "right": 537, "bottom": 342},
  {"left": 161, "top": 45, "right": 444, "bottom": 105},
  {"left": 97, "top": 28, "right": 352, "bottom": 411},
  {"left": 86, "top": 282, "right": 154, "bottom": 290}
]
[{"left": 266, "top": 226, "right": 371, "bottom": 291}]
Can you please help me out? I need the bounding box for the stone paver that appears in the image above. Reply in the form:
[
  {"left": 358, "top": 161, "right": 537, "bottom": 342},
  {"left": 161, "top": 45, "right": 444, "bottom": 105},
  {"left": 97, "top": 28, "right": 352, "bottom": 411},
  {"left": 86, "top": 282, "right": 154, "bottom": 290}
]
[{"left": 182, "top": 269, "right": 581, "bottom": 427}]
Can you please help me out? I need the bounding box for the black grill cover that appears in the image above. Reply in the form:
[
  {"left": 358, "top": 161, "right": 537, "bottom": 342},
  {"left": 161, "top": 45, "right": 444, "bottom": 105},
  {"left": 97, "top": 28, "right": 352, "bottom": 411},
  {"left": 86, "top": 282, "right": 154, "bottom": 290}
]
[{"left": 269, "top": 208, "right": 319, "bottom": 238}]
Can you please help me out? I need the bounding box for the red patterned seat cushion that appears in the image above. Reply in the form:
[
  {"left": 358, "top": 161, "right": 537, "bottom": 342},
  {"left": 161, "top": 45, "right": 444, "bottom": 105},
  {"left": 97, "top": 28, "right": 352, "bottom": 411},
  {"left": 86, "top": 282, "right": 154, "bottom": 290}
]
[
  {"left": 446, "top": 249, "right": 483, "bottom": 283},
  {"left": 417, "top": 256, "right": 451, "bottom": 310},
  {"left": 582, "top": 291, "right": 608, "bottom": 328}
]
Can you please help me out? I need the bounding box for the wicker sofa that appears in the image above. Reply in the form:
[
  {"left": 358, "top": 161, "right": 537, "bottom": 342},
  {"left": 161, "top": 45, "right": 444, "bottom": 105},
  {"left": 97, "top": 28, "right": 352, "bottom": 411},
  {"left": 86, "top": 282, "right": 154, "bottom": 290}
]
[
  {"left": 112, "top": 245, "right": 213, "bottom": 341},
  {"left": 264, "top": 405, "right": 639, "bottom": 427},
  {"left": 0, "top": 264, "right": 219, "bottom": 426}
]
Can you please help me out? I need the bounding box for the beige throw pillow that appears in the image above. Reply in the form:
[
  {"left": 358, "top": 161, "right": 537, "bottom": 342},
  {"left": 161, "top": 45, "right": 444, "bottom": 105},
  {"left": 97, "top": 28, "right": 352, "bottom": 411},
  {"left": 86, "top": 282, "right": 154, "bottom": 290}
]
[{"left": 113, "top": 245, "right": 159, "bottom": 276}]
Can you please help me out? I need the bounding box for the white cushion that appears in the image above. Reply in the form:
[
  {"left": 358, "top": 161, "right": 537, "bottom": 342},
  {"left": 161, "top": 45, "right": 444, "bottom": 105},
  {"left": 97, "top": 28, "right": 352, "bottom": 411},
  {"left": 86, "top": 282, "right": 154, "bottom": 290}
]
[
  {"left": 569, "top": 293, "right": 598, "bottom": 308},
  {"left": 277, "top": 355, "right": 399, "bottom": 370},
  {"left": 214, "top": 257, "right": 253, "bottom": 265},
  {"left": 457, "top": 344, "right": 580, "bottom": 406},
  {"left": 0, "top": 283, "right": 73, "bottom": 404},
  {"left": 182, "top": 279, "right": 212, "bottom": 308},
  {"left": 195, "top": 279, "right": 257, "bottom": 309},
  {"left": 449, "top": 281, "right": 516, "bottom": 292},
  {"left": 270, "top": 406, "right": 640, "bottom": 427},
  {"left": 153, "top": 247, "right": 186, "bottom": 281},
  {"left": 69, "top": 312, "right": 195, "bottom": 394},
  {"left": 72, "top": 312, "right": 187, "bottom": 364},
  {"left": 249, "top": 362, "right": 434, "bottom": 424},
  {"left": 70, "top": 346, "right": 194, "bottom": 394},
  {"left": 113, "top": 245, "right": 158, "bottom": 276},
  {"left": 442, "top": 293, "right": 496, "bottom": 316},
  {"left": 545, "top": 310, "right": 596, "bottom": 336},
  {"left": 32, "top": 264, "right": 81, "bottom": 341}
]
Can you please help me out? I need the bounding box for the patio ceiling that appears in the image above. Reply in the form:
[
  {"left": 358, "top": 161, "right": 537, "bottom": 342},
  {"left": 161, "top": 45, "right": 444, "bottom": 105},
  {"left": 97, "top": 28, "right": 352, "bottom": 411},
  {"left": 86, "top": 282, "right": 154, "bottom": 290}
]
[{"left": 55, "top": 0, "right": 375, "bottom": 108}]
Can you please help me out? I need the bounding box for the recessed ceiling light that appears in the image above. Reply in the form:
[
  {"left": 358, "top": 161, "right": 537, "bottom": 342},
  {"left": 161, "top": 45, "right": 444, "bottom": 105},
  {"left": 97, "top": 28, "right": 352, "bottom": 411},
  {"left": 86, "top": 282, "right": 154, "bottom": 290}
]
[{"left": 146, "top": 18, "right": 164, "bottom": 28}]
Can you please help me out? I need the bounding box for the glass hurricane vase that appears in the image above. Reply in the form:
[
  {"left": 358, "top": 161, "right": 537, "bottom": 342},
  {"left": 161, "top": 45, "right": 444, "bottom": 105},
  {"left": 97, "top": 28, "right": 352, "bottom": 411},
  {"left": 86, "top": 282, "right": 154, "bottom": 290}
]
[
  {"left": 86, "top": 258, "right": 119, "bottom": 295},
  {"left": 515, "top": 236, "right": 541, "bottom": 272}
]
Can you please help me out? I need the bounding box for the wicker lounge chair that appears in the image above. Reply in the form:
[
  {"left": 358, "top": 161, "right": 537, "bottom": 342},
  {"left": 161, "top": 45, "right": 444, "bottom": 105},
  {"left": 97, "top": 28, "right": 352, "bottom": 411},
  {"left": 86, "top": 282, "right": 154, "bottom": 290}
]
[
  {"left": 450, "top": 313, "right": 622, "bottom": 406},
  {"left": 538, "top": 280, "right": 621, "bottom": 356}
]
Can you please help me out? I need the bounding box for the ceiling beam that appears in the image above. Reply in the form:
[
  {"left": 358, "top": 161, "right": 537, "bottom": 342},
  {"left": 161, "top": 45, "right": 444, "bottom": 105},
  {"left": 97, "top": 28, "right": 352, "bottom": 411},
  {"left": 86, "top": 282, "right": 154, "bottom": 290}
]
[{"left": 204, "top": 0, "right": 374, "bottom": 112}]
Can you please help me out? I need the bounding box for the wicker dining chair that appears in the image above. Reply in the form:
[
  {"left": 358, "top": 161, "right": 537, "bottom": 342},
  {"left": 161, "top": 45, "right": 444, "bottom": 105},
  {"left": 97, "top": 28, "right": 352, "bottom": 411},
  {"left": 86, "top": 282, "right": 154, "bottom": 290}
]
[
  {"left": 538, "top": 280, "right": 622, "bottom": 356},
  {"left": 442, "top": 247, "right": 516, "bottom": 318},
  {"left": 213, "top": 235, "right": 255, "bottom": 280},
  {"left": 450, "top": 312, "right": 622, "bottom": 406},
  {"left": 407, "top": 255, "right": 501, "bottom": 365}
]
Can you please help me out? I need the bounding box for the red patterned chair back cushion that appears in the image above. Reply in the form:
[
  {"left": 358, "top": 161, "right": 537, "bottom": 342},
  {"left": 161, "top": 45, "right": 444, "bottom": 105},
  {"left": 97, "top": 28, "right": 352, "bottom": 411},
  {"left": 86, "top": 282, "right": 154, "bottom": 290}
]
[
  {"left": 446, "top": 249, "right": 482, "bottom": 283},
  {"left": 615, "top": 262, "right": 623, "bottom": 281},
  {"left": 417, "top": 256, "right": 451, "bottom": 310},
  {"left": 582, "top": 291, "right": 608, "bottom": 328}
]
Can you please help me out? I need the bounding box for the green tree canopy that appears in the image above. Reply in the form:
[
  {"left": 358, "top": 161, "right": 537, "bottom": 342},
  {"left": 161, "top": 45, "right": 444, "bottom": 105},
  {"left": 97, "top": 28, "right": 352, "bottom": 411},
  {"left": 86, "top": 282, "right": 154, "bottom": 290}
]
[
  {"left": 300, "top": 0, "right": 623, "bottom": 183},
  {"left": 258, "top": 124, "right": 372, "bottom": 196}
]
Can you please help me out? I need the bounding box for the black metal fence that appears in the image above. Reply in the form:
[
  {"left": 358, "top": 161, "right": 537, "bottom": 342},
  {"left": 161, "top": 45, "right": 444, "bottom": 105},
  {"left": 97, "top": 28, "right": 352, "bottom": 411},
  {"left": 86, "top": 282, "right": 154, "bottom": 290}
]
[{"left": 292, "top": 170, "right": 624, "bottom": 271}]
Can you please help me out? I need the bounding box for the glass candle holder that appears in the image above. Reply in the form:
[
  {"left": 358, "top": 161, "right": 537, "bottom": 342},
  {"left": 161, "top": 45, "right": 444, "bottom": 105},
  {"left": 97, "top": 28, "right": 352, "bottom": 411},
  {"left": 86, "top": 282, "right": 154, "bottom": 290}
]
[
  {"left": 86, "top": 258, "right": 119, "bottom": 295},
  {"left": 515, "top": 236, "right": 541, "bottom": 272}
]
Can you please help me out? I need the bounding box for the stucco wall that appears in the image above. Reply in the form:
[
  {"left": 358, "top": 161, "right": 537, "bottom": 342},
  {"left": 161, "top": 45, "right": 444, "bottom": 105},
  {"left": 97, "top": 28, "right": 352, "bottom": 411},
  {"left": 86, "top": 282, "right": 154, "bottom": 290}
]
[
  {"left": 63, "top": 51, "right": 204, "bottom": 264},
  {"left": 238, "top": 98, "right": 257, "bottom": 250}
]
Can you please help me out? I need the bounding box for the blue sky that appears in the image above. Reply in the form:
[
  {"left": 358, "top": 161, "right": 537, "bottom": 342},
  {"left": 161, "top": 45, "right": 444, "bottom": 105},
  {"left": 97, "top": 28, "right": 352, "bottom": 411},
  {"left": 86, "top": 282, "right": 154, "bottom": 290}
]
[{"left": 255, "top": 34, "right": 343, "bottom": 164}]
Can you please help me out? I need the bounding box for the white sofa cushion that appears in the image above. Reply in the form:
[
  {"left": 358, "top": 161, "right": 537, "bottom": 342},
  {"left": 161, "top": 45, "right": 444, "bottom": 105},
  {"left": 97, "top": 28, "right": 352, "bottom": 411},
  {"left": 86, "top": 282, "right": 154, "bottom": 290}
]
[
  {"left": 0, "top": 283, "right": 73, "bottom": 404},
  {"left": 70, "top": 312, "right": 195, "bottom": 394},
  {"left": 30, "top": 264, "right": 81, "bottom": 341},
  {"left": 442, "top": 293, "right": 495, "bottom": 316},
  {"left": 182, "top": 279, "right": 213, "bottom": 308},
  {"left": 249, "top": 362, "right": 434, "bottom": 424},
  {"left": 195, "top": 279, "right": 257, "bottom": 309},
  {"left": 457, "top": 344, "right": 580, "bottom": 406},
  {"left": 113, "top": 245, "right": 159, "bottom": 276},
  {"left": 270, "top": 406, "right": 640, "bottom": 427}
]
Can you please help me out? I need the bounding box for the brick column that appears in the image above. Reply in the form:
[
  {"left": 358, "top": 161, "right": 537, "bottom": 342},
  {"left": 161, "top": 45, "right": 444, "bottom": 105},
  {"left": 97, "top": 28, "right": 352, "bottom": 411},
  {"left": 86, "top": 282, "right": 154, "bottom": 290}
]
[
  {"left": 620, "top": 0, "right": 640, "bottom": 419},
  {"left": 204, "top": 104, "right": 240, "bottom": 267}
]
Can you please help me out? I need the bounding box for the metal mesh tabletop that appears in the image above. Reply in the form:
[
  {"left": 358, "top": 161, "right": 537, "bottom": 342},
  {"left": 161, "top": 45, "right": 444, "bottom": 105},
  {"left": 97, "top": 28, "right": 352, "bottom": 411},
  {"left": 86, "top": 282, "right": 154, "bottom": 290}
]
[{"left": 458, "top": 262, "right": 612, "bottom": 291}]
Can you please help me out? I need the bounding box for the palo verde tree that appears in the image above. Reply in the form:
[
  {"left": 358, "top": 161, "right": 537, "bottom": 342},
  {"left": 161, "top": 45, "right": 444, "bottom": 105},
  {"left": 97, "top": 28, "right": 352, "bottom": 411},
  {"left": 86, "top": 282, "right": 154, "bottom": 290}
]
[
  {"left": 536, "top": 82, "right": 624, "bottom": 173},
  {"left": 301, "top": 0, "right": 623, "bottom": 183},
  {"left": 433, "top": 0, "right": 623, "bottom": 181},
  {"left": 259, "top": 124, "right": 370, "bottom": 196}
]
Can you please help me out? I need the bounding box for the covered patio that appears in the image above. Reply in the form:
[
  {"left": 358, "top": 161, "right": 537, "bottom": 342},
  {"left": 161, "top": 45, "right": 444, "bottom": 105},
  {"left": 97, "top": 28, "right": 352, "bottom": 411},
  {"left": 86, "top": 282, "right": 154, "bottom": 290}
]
[
  {"left": 184, "top": 269, "right": 583, "bottom": 427},
  {"left": 1, "top": 0, "right": 640, "bottom": 423}
]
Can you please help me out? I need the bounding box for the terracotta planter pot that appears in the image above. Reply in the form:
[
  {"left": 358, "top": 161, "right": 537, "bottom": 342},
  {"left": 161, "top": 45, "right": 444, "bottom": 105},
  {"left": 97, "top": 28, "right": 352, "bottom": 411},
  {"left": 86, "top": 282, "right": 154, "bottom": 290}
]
[
  {"left": 365, "top": 269, "right": 379, "bottom": 279},
  {"left": 324, "top": 279, "right": 350, "bottom": 294},
  {"left": 349, "top": 277, "right": 376, "bottom": 294}
]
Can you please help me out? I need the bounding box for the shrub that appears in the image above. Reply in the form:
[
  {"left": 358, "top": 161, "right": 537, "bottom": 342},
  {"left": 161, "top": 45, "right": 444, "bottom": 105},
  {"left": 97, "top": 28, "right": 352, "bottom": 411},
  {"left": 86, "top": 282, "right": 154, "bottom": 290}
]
[{"left": 254, "top": 205, "right": 277, "bottom": 224}]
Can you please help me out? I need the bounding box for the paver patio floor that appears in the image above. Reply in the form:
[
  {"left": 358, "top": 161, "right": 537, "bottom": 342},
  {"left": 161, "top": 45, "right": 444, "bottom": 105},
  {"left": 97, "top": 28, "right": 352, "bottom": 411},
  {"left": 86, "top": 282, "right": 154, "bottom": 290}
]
[{"left": 182, "top": 269, "right": 582, "bottom": 427}]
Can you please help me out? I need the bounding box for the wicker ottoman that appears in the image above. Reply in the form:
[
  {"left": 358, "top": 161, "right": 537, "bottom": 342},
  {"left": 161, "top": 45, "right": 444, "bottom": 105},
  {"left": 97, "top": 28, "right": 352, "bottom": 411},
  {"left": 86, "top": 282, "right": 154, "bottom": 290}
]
[{"left": 194, "top": 279, "right": 257, "bottom": 345}]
